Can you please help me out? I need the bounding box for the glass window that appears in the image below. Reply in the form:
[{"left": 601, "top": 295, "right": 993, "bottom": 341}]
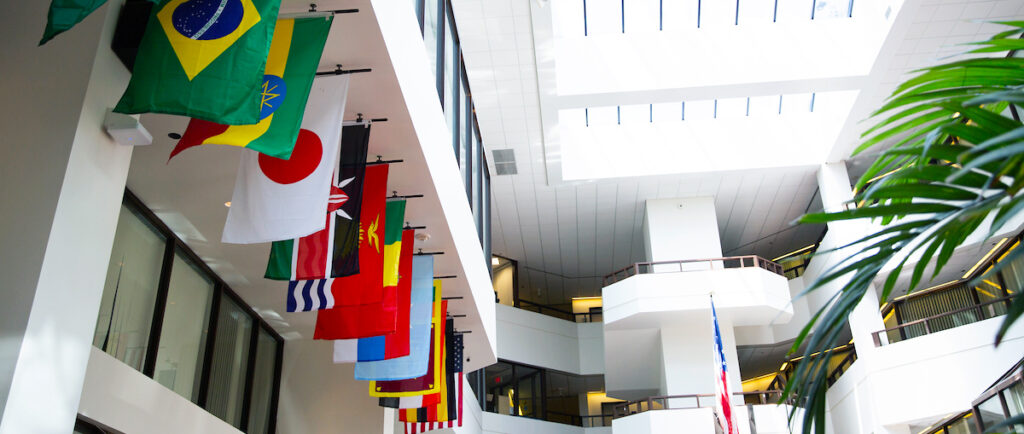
[
  {"left": 1007, "top": 381, "right": 1024, "bottom": 419},
  {"left": 247, "top": 328, "right": 279, "bottom": 434},
  {"left": 483, "top": 162, "right": 491, "bottom": 257},
  {"left": 459, "top": 79, "right": 470, "bottom": 173},
  {"left": 94, "top": 204, "right": 167, "bottom": 371},
  {"left": 153, "top": 251, "right": 214, "bottom": 402},
  {"left": 473, "top": 131, "right": 483, "bottom": 239},
  {"left": 977, "top": 392, "right": 1008, "bottom": 430},
  {"left": 423, "top": 0, "right": 440, "bottom": 92},
  {"left": 205, "top": 295, "right": 254, "bottom": 428},
  {"left": 444, "top": 12, "right": 458, "bottom": 154},
  {"left": 1000, "top": 243, "right": 1024, "bottom": 292}
]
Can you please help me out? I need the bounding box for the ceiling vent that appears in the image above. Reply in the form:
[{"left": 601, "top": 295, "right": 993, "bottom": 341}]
[{"left": 492, "top": 149, "right": 518, "bottom": 175}]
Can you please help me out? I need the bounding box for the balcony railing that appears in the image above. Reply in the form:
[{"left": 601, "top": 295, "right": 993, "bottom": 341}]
[
  {"left": 611, "top": 391, "right": 784, "bottom": 419},
  {"left": 766, "top": 344, "right": 857, "bottom": 392},
  {"left": 603, "top": 256, "right": 785, "bottom": 286},
  {"left": 872, "top": 295, "right": 1017, "bottom": 347},
  {"left": 516, "top": 299, "right": 602, "bottom": 323}
]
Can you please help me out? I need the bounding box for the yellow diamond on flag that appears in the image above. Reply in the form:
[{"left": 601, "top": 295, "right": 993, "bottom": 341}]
[{"left": 157, "top": 0, "right": 262, "bottom": 81}]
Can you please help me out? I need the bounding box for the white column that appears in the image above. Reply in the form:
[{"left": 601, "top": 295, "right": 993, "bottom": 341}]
[
  {"left": 644, "top": 197, "right": 723, "bottom": 262},
  {"left": 659, "top": 310, "right": 743, "bottom": 399},
  {"left": 0, "top": 2, "right": 132, "bottom": 432},
  {"left": 817, "top": 161, "right": 855, "bottom": 213}
]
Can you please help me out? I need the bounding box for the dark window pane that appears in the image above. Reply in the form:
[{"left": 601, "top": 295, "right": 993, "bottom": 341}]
[
  {"left": 246, "top": 329, "right": 279, "bottom": 434},
  {"left": 153, "top": 251, "right": 214, "bottom": 402},
  {"left": 205, "top": 296, "right": 254, "bottom": 428},
  {"left": 94, "top": 204, "right": 166, "bottom": 371}
]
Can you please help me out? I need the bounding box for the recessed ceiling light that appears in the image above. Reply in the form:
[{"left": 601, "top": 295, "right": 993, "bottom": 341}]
[
  {"left": 224, "top": 201, "right": 232, "bottom": 207},
  {"left": 492, "top": 257, "right": 500, "bottom": 266}
]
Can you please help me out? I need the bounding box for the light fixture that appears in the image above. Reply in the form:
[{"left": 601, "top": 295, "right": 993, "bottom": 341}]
[
  {"left": 771, "top": 244, "right": 816, "bottom": 262},
  {"left": 492, "top": 257, "right": 500, "bottom": 266},
  {"left": 224, "top": 201, "right": 232, "bottom": 207},
  {"left": 961, "top": 238, "right": 1009, "bottom": 279}
]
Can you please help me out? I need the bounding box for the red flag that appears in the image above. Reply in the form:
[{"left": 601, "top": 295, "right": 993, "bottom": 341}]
[{"left": 333, "top": 163, "right": 388, "bottom": 305}]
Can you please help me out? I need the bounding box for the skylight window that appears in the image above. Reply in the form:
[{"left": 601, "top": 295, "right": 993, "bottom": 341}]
[
  {"left": 550, "top": 0, "right": 902, "bottom": 96},
  {"left": 558, "top": 91, "right": 859, "bottom": 180}
]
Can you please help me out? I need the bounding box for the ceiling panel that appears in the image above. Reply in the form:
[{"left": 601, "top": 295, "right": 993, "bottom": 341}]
[{"left": 454, "top": 0, "right": 1024, "bottom": 305}]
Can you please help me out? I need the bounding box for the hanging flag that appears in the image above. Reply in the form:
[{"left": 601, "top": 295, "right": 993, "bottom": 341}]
[
  {"left": 113, "top": 0, "right": 282, "bottom": 125},
  {"left": 399, "top": 319, "right": 459, "bottom": 424},
  {"left": 169, "top": 16, "right": 333, "bottom": 159},
  {"left": 334, "top": 228, "right": 414, "bottom": 362},
  {"left": 285, "top": 279, "right": 332, "bottom": 312},
  {"left": 368, "top": 299, "right": 446, "bottom": 397},
  {"left": 325, "top": 163, "right": 389, "bottom": 305},
  {"left": 384, "top": 333, "right": 462, "bottom": 416},
  {"left": 219, "top": 73, "right": 348, "bottom": 244},
  {"left": 349, "top": 256, "right": 434, "bottom": 378},
  {"left": 312, "top": 200, "right": 405, "bottom": 340},
  {"left": 329, "top": 125, "right": 371, "bottom": 277},
  {"left": 40, "top": 0, "right": 157, "bottom": 45},
  {"left": 265, "top": 162, "right": 384, "bottom": 281},
  {"left": 712, "top": 297, "right": 736, "bottom": 434}
]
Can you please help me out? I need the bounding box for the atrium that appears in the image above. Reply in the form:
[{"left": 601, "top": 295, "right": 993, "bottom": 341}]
[{"left": 1, "top": 0, "right": 1023, "bottom": 433}]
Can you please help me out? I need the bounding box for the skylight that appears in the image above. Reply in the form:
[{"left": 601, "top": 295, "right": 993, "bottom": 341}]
[
  {"left": 550, "top": 0, "right": 902, "bottom": 96},
  {"left": 558, "top": 91, "right": 859, "bottom": 180}
]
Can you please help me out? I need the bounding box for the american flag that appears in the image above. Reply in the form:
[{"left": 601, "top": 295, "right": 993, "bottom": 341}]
[
  {"left": 712, "top": 297, "right": 735, "bottom": 434},
  {"left": 404, "top": 333, "right": 463, "bottom": 433}
]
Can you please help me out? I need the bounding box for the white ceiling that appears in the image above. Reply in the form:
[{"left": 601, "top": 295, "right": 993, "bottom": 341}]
[
  {"left": 126, "top": 0, "right": 496, "bottom": 371},
  {"left": 452, "top": 0, "right": 1024, "bottom": 305}
]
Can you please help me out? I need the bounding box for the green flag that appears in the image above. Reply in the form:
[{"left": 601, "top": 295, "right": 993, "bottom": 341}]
[
  {"left": 113, "top": 0, "right": 282, "bottom": 125},
  {"left": 40, "top": 0, "right": 159, "bottom": 45},
  {"left": 168, "top": 16, "right": 334, "bottom": 159}
]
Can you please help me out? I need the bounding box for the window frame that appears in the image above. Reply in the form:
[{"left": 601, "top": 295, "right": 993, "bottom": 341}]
[{"left": 109, "top": 190, "right": 285, "bottom": 431}]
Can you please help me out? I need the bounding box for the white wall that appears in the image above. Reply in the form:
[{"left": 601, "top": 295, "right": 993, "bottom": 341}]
[
  {"left": 78, "top": 348, "right": 241, "bottom": 434},
  {"left": 735, "top": 275, "right": 813, "bottom": 346},
  {"left": 827, "top": 317, "right": 1024, "bottom": 431},
  {"left": 277, "top": 340, "right": 386, "bottom": 434},
  {"left": 0, "top": 1, "right": 133, "bottom": 432},
  {"left": 610, "top": 405, "right": 799, "bottom": 434},
  {"left": 602, "top": 268, "right": 793, "bottom": 328},
  {"left": 495, "top": 304, "right": 603, "bottom": 375},
  {"left": 644, "top": 197, "right": 723, "bottom": 262},
  {"left": 603, "top": 329, "right": 662, "bottom": 400},
  {"left": 482, "top": 413, "right": 611, "bottom": 434}
]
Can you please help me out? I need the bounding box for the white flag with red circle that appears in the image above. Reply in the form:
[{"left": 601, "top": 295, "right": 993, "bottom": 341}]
[{"left": 221, "top": 75, "right": 350, "bottom": 244}]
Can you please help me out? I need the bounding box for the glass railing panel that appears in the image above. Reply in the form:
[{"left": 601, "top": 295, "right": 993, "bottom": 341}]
[{"left": 977, "top": 393, "right": 1008, "bottom": 430}]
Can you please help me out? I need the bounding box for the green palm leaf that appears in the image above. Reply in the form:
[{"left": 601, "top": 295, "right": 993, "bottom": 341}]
[{"left": 785, "top": 22, "right": 1024, "bottom": 433}]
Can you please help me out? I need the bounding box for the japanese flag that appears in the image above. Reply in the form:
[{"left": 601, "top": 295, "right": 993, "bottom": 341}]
[{"left": 222, "top": 75, "right": 350, "bottom": 244}]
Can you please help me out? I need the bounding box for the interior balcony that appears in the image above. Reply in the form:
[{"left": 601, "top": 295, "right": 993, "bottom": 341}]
[{"left": 601, "top": 256, "right": 793, "bottom": 330}]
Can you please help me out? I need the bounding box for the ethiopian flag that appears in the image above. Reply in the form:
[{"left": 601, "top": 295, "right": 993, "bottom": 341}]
[
  {"left": 169, "top": 16, "right": 333, "bottom": 159},
  {"left": 113, "top": 0, "right": 282, "bottom": 125}
]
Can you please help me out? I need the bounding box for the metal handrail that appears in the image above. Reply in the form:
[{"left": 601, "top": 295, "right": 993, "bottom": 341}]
[
  {"left": 603, "top": 255, "right": 785, "bottom": 286},
  {"left": 516, "top": 299, "right": 602, "bottom": 323},
  {"left": 611, "top": 390, "right": 784, "bottom": 419},
  {"left": 871, "top": 295, "right": 1017, "bottom": 347}
]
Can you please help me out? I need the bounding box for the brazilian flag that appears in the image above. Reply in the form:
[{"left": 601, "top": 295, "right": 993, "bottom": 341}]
[
  {"left": 113, "top": 0, "right": 283, "bottom": 125},
  {"left": 169, "top": 16, "right": 334, "bottom": 159},
  {"left": 40, "top": 0, "right": 159, "bottom": 46}
]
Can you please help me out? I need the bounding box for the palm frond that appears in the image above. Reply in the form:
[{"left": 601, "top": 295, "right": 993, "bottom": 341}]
[{"left": 785, "top": 22, "right": 1024, "bottom": 433}]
